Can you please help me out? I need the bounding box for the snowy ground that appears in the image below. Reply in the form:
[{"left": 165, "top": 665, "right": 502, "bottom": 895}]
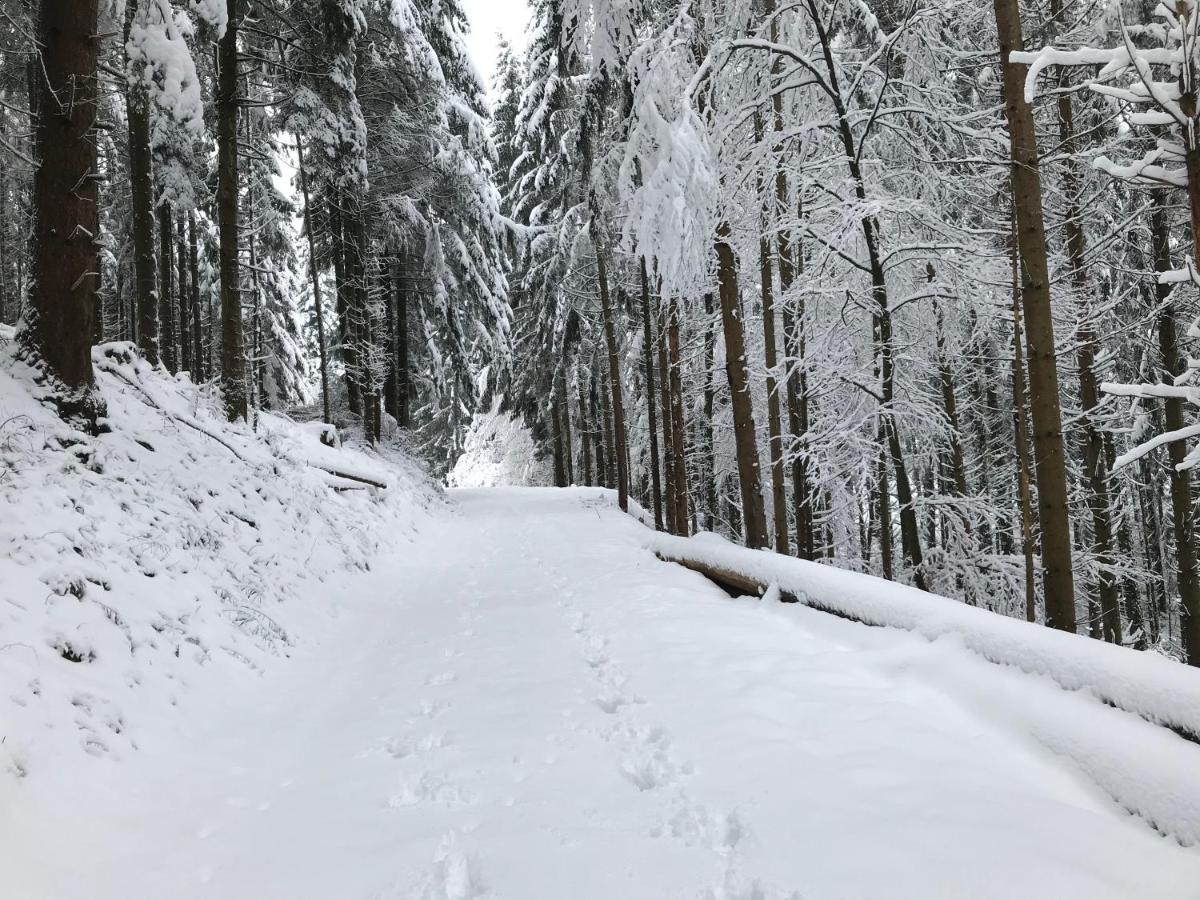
[{"left": 5, "top": 487, "right": 1199, "bottom": 899}]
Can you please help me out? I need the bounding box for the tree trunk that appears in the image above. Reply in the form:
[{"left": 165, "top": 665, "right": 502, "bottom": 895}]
[
  {"left": 702, "top": 292, "right": 718, "bottom": 532},
  {"left": 657, "top": 298, "right": 677, "bottom": 532},
  {"left": 158, "top": 201, "right": 177, "bottom": 374},
  {"left": 396, "top": 253, "right": 410, "bottom": 428},
  {"left": 668, "top": 297, "right": 690, "bottom": 535},
  {"left": 217, "top": 0, "right": 246, "bottom": 421},
  {"left": 296, "top": 139, "right": 332, "bottom": 423},
  {"left": 551, "top": 382, "right": 566, "bottom": 487},
  {"left": 994, "top": 0, "right": 1077, "bottom": 632},
  {"left": 22, "top": 0, "right": 104, "bottom": 426},
  {"left": 595, "top": 239, "right": 628, "bottom": 510},
  {"left": 558, "top": 367, "right": 574, "bottom": 485},
  {"left": 1010, "top": 209, "right": 1037, "bottom": 624},
  {"left": 177, "top": 213, "right": 192, "bottom": 377},
  {"left": 125, "top": 0, "right": 159, "bottom": 365},
  {"left": 640, "top": 259, "right": 663, "bottom": 529},
  {"left": 578, "top": 371, "right": 593, "bottom": 486},
  {"left": 1152, "top": 193, "right": 1200, "bottom": 663},
  {"left": 715, "top": 223, "right": 768, "bottom": 549},
  {"left": 187, "top": 212, "right": 204, "bottom": 383}
]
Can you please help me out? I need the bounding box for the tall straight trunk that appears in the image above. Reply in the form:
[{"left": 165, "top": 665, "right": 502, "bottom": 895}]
[
  {"left": 934, "top": 299, "right": 969, "bottom": 503},
  {"left": 187, "top": 213, "right": 204, "bottom": 383},
  {"left": 0, "top": 105, "right": 9, "bottom": 325},
  {"left": 23, "top": 0, "right": 103, "bottom": 424},
  {"left": 217, "top": 0, "right": 246, "bottom": 421},
  {"left": 667, "top": 298, "right": 690, "bottom": 535},
  {"left": 640, "top": 260, "right": 664, "bottom": 529},
  {"left": 1054, "top": 82, "right": 1121, "bottom": 643},
  {"left": 395, "top": 255, "right": 410, "bottom": 428},
  {"left": 715, "top": 223, "right": 768, "bottom": 549},
  {"left": 600, "top": 359, "right": 615, "bottom": 490},
  {"left": 158, "top": 202, "right": 177, "bottom": 374},
  {"left": 296, "top": 139, "right": 331, "bottom": 423},
  {"left": 247, "top": 221, "right": 264, "bottom": 409},
  {"left": 551, "top": 384, "right": 567, "bottom": 487},
  {"left": 578, "top": 372, "right": 593, "bottom": 486},
  {"left": 1010, "top": 210, "right": 1037, "bottom": 623},
  {"left": 558, "top": 368, "right": 574, "bottom": 485},
  {"left": 702, "top": 292, "right": 718, "bottom": 532},
  {"left": 177, "top": 214, "right": 192, "bottom": 377},
  {"left": 595, "top": 239, "right": 629, "bottom": 510},
  {"left": 755, "top": 114, "right": 789, "bottom": 554},
  {"left": 1152, "top": 193, "right": 1200, "bottom": 663},
  {"left": 876, "top": 435, "right": 894, "bottom": 581},
  {"left": 591, "top": 366, "right": 607, "bottom": 489},
  {"left": 994, "top": 0, "right": 1077, "bottom": 631},
  {"left": 770, "top": 0, "right": 813, "bottom": 558},
  {"left": 125, "top": 0, "right": 159, "bottom": 365},
  {"left": 658, "top": 299, "right": 677, "bottom": 533}
]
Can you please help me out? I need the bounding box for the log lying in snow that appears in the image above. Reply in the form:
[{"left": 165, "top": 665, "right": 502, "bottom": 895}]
[
  {"left": 657, "top": 551, "right": 798, "bottom": 603},
  {"left": 649, "top": 531, "right": 1200, "bottom": 744},
  {"left": 311, "top": 466, "right": 388, "bottom": 490}
]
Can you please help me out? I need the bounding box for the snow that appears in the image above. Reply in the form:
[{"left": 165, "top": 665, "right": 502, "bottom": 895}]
[
  {"left": 0, "top": 338, "right": 439, "bottom": 801},
  {"left": 447, "top": 399, "right": 552, "bottom": 487},
  {"left": 5, "top": 478, "right": 1200, "bottom": 897}
]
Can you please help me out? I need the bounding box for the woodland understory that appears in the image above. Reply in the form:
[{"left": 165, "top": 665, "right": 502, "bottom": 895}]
[{"left": 8, "top": 0, "right": 1200, "bottom": 666}]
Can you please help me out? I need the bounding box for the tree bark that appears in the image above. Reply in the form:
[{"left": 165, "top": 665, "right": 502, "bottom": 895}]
[
  {"left": 187, "top": 212, "right": 204, "bottom": 383},
  {"left": 668, "top": 297, "right": 690, "bottom": 534},
  {"left": 595, "top": 238, "right": 629, "bottom": 510},
  {"left": 640, "top": 259, "right": 664, "bottom": 529},
  {"left": 217, "top": 0, "right": 246, "bottom": 421},
  {"left": 177, "top": 213, "right": 192, "bottom": 377},
  {"left": 994, "top": 0, "right": 1077, "bottom": 631},
  {"left": 22, "top": 0, "right": 104, "bottom": 426},
  {"left": 1152, "top": 193, "right": 1200, "bottom": 663},
  {"left": 702, "top": 292, "right": 718, "bottom": 532},
  {"left": 756, "top": 113, "right": 790, "bottom": 554},
  {"left": 158, "top": 201, "right": 177, "bottom": 374},
  {"left": 124, "top": 0, "right": 159, "bottom": 365},
  {"left": 296, "top": 139, "right": 332, "bottom": 423},
  {"left": 715, "top": 223, "right": 768, "bottom": 549},
  {"left": 1011, "top": 215, "right": 1037, "bottom": 624}
]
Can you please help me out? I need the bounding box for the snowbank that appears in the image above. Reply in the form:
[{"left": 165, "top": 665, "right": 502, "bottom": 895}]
[
  {"left": 649, "top": 531, "right": 1200, "bottom": 736},
  {"left": 0, "top": 339, "right": 441, "bottom": 782},
  {"left": 648, "top": 529, "right": 1200, "bottom": 843}
]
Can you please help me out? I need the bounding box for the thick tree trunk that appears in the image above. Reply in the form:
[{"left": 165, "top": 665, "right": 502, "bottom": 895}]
[
  {"left": 217, "top": 0, "right": 246, "bottom": 421},
  {"left": 551, "top": 383, "right": 567, "bottom": 487},
  {"left": 558, "top": 367, "right": 574, "bottom": 485},
  {"left": 296, "top": 139, "right": 332, "bottom": 423},
  {"left": 1152, "top": 193, "right": 1200, "bottom": 663},
  {"left": 715, "top": 223, "right": 768, "bottom": 549},
  {"left": 22, "top": 0, "right": 104, "bottom": 426},
  {"left": 994, "top": 0, "right": 1077, "bottom": 631},
  {"left": 1010, "top": 209, "right": 1037, "bottom": 623},
  {"left": 640, "top": 259, "right": 664, "bottom": 529},
  {"left": 125, "top": 0, "right": 159, "bottom": 365}
]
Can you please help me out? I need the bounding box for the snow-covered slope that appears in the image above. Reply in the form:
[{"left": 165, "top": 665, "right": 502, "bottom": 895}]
[{"left": 0, "top": 336, "right": 441, "bottom": 785}]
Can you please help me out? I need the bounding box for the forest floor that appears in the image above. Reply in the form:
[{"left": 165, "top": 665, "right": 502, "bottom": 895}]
[{"left": 6, "top": 487, "right": 1200, "bottom": 899}]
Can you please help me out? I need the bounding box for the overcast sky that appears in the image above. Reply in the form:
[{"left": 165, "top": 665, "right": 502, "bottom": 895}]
[{"left": 460, "top": 0, "right": 531, "bottom": 92}]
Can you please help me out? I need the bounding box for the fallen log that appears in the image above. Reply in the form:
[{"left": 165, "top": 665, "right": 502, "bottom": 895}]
[
  {"left": 656, "top": 551, "right": 798, "bottom": 603},
  {"left": 309, "top": 464, "right": 388, "bottom": 490}
]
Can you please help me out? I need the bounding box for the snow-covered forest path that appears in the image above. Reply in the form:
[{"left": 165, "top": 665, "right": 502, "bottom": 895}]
[{"left": 9, "top": 488, "right": 1200, "bottom": 899}]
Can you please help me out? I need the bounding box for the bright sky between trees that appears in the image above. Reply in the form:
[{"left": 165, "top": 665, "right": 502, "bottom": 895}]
[{"left": 461, "top": 0, "right": 531, "bottom": 90}]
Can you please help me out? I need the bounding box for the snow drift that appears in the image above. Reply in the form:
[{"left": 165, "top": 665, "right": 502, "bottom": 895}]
[
  {"left": 648, "top": 527, "right": 1200, "bottom": 844},
  {"left": 0, "top": 333, "right": 441, "bottom": 783}
]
